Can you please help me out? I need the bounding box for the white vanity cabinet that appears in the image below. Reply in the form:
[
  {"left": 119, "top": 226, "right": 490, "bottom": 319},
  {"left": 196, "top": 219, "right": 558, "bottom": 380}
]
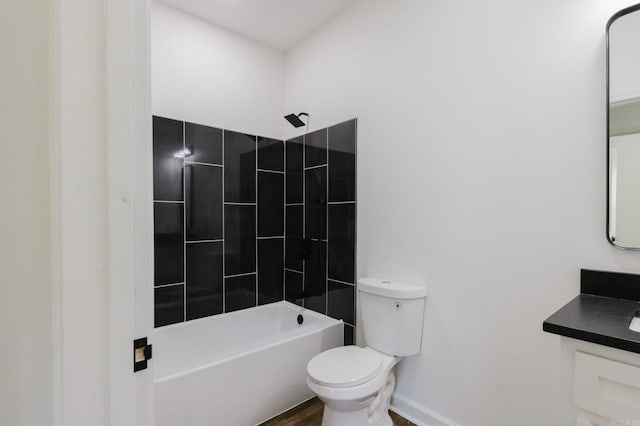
[{"left": 562, "top": 338, "right": 640, "bottom": 426}]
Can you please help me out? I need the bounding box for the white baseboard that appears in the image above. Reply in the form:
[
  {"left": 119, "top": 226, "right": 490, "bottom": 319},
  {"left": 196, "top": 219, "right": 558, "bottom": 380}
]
[{"left": 390, "top": 392, "right": 461, "bottom": 426}]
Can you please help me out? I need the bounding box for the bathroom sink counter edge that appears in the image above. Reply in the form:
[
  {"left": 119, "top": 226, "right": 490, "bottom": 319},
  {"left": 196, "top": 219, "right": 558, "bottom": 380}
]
[{"left": 543, "top": 293, "right": 640, "bottom": 354}]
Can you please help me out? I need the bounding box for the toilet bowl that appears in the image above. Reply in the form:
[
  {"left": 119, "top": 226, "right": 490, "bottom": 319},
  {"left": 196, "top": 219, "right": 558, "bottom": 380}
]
[
  {"left": 306, "top": 277, "right": 427, "bottom": 426},
  {"left": 307, "top": 346, "right": 400, "bottom": 426}
]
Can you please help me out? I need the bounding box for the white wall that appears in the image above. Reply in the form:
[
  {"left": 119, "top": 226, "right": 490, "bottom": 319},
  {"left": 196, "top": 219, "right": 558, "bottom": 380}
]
[
  {"left": 152, "top": 1, "right": 285, "bottom": 137},
  {"left": 284, "top": 0, "right": 640, "bottom": 424},
  {"left": 0, "top": 1, "right": 52, "bottom": 425}
]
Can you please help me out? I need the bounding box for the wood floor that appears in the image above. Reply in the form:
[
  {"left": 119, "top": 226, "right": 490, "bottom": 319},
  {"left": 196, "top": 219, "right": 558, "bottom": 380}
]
[{"left": 261, "top": 397, "right": 416, "bottom": 426}]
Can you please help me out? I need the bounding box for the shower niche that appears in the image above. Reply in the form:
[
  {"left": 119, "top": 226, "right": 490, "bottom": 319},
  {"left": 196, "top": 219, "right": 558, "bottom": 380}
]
[{"left": 152, "top": 116, "right": 357, "bottom": 344}]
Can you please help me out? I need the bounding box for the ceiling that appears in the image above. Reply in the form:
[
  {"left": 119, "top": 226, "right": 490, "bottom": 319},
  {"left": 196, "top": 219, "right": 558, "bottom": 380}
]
[{"left": 160, "top": 0, "right": 359, "bottom": 51}]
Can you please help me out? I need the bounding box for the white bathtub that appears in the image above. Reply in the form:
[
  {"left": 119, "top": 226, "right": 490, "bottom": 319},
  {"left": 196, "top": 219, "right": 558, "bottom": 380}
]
[{"left": 154, "top": 301, "right": 343, "bottom": 426}]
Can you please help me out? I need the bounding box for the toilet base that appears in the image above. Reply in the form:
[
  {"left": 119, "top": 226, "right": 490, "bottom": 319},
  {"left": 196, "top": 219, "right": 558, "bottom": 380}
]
[
  {"left": 318, "top": 371, "right": 396, "bottom": 426},
  {"left": 321, "top": 407, "right": 393, "bottom": 426}
]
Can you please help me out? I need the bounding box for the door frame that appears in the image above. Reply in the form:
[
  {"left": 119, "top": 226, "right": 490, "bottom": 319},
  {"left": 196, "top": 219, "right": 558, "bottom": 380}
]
[{"left": 51, "top": 0, "right": 154, "bottom": 424}]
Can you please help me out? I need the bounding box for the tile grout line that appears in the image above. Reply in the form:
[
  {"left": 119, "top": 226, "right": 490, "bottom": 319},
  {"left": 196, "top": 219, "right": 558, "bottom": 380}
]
[
  {"left": 255, "top": 135, "right": 259, "bottom": 307},
  {"left": 224, "top": 271, "right": 257, "bottom": 279},
  {"left": 182, "top": 120, "right": 187, "bottom": 323},
  {"left": 325, "top": 127, "right": 329, "bottom": 317},
  {"left": 285, "top": 268, "right": 303, "bottom": 274},
  {"left": 222, "top": 129, "right": 226, "bottom": 314},
  {"left": 185, "top": 160, "right": 223, "bottom": 167},
  {"left": 185, "top": 239, "right": 224, "bottom": 244},
  {"left": 328, "top": 278, "right": 356, "bottom": 287},
  {"left": 302, "top": 134, "right": 306, "bottom": 309},
  {"left": 154, "top": 282, "right": 184, "bottom": 289},
  {"left": 282, "top": 139, "right": 286, "bottom": 305}
]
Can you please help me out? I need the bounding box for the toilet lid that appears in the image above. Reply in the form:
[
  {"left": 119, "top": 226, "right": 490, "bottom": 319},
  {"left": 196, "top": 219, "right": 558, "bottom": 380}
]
[{"left": 307, "top": 346, "right": 384, "bottom": 388}]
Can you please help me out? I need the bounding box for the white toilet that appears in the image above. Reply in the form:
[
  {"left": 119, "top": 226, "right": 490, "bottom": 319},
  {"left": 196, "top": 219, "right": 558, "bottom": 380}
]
[{"left": 306, "top": 277, "right": 427, "bottom": 426}]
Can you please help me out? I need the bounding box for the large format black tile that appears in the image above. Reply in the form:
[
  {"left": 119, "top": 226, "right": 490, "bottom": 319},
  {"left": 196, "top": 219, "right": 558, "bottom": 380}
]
[
  {"left": 328, "top": 203, "right": 356, "bottom": 284},
  {"left": 155, "top": 285, "right": 184, "bottom": 327},
  {"left": 154, "top": 202, "right": 184, "bottom": 286},
  {"left": 286, "top": 205, "right": 303, "bottom": 238},
  {"left": 258, "top": 137, "right": 284, "bottom": 171},
  {"left": 185, "top": 122, "right": 223, "bottom": 165},
  {"left": 258, "top": 238, "right": 284, "bottom": 305},
  {"left": 327, "top": 281, "right": 355, "bottom": 325},
  {"left": 153, "top": 116, "right": 184, "bottom": 201},
  {"left": 225, "top": 274, "right": 256, "bottom": 312},
  {"left": 285, "top": 270, "right": 304, "bottom": 307},
  {"left": 304, "top": 240, "right": 326, "bottom": 314},
  {"left": 224, "top": 130, "right": 256, "bottom": 203},
  {"left": 305, "top": 128, "right": 327, "bottom": 168},
  {"left": 305, "top": 167, "right": 327, "bottom": 240},
  {"left": 285, "top": 237, "right": 304, "bottom": 272},
  {"left": 186, "top": 242, "right": 223, "bottom": 320},
  {"left": 328, "top": 120, "right": 356, "bottom": 202},
  {"left": 224, "top": 205, "right": 256, "bottom": 276},
  {"left": 285, "top": 137, "right": 303, "bottom": 204},
  {"left": 185, "top": 164, "right": 223, "bottom": 241},
  {"left": 258, "top": 172, "right": 284, "bottom": 237}
]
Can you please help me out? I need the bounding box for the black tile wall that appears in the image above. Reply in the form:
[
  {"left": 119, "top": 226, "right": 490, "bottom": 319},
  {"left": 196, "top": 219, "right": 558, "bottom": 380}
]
[
  {"left": 285, "top": 205, "right": 304, "bottom": 271},
  {"left": 224, "top": 130, "right": 256, "bottom": 203},
  {"left": 258, "top": 238, "right": 284, "bottom": 305},
  {"left": 304, "top": 241, "right": 327, "bottom": 314},
  {"left": 285, "top": 270, "right": 304, "bottom": 307},
  {"left": 224, "top": 205, "right": 256, "bottom": 276},
  {"left": 328, "top": 203, "right": 356, "bottom": 284},
  {"left": 328, "top": 280, "right": 355, "bottom": 325},
  {"left": 152, "top": 116, "right": 356, "bottom": 333},
  {"left": 185, "top": 164, "right": 223, "bottom": 241},
  {"left": 153, "top": 202, "right": 184, "bottom": 286},
  {"left": 153, "top": 116, "right": 285, "bottom": 327},
  {"left": 284, "top": 119, "right": 357, "bottom": 344},
  {"left": 285, "top": 137, "right": 303, "bottom": 204},
  {"left": 185, "top": 122, "right": 223, "bottom": 165},
  {"left": 153, "top": 116, "right": 184, "bottom": 201},
  {"left": 155, "top": 285, "right": 184, "bottom": 328},
  {"left": 305, "top": 166, "right": 327, "bottom": 240},
  {"left": 305, "top": 128, "right": 328, "bottom": 168},
  {"left": 258, "top": 171, "right": 284, "bottom": 237},
  {"left": 258, "top": 137, "right": 284, "bottom": 171},
  {"left": 344, "top": 324, "right": 354, "bottom": 345},
  {"left": 328, "top": 120, "right": 356, "bottom": 202},
  {"left": 186, "top": 242, "right": 223, "bottom": 320},
  {"left": 225, "top": 274, "right": 257, "bottom": 312}
]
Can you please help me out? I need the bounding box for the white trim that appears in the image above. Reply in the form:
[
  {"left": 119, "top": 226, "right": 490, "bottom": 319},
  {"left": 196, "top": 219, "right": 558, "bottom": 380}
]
[{"left": 390, "top": 393, "right": 461, "bottom": 426}]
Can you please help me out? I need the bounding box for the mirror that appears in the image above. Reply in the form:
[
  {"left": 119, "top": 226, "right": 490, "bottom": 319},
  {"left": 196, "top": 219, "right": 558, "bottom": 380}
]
[{"left": 608, "top": 4, "right": 640, "bottom": 249}]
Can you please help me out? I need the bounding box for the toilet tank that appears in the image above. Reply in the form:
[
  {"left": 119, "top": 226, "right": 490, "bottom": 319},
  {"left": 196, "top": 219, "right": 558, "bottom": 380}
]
[{"left": 358, "top": 277, "right": 427, "bottom": 357}]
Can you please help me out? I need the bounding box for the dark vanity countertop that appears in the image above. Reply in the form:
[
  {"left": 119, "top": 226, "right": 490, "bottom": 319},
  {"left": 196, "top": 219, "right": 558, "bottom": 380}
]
[
  {"left": 543, "top": 294, "right": 640, "bottom": 354},
  {"left": 543, "top": 269, "right": 640, "bottom": 354}
]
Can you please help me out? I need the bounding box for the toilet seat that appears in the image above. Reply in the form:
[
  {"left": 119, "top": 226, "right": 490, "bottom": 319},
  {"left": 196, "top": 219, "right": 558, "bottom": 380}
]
[{"left": 307, "top": 346, "right": 384, "bottom": 388}]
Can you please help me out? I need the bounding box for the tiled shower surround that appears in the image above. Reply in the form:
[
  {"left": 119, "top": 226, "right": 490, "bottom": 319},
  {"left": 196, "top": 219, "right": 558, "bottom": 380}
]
[{"left": 153, "top": 116, "right": 356, "bottom": 344}]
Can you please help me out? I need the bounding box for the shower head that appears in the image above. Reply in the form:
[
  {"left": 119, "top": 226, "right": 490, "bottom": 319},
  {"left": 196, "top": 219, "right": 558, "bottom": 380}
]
[{"left": 284, "top": 113, "right": 308, "bottom": 128}]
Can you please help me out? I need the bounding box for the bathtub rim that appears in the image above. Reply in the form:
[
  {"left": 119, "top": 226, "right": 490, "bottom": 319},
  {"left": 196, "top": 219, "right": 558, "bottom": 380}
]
[{"left": 154, "top": 301, "right": 343, "bottom": 383}]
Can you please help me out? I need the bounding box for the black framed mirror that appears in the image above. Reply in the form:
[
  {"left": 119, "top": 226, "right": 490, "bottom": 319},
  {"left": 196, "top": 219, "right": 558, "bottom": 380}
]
[{"left": 607, "top": 3, "right": 640, "bottom": 249}]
